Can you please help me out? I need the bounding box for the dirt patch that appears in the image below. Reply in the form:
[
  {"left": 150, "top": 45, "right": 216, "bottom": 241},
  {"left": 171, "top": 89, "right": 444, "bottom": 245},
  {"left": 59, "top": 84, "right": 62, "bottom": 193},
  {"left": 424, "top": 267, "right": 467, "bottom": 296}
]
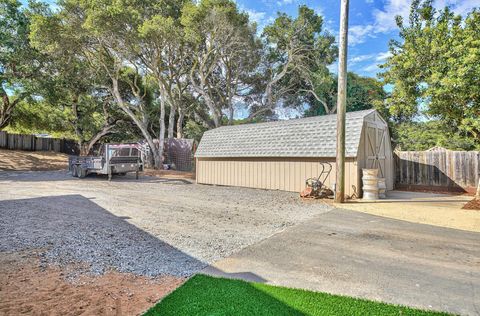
[
  {"left": 0, "top": 149, "right": 68, "bottom": 171},
  {"left": 0, "top": 252, "right": 184, "bottom": 316},
  {"left": 462, "top": 198, "right": 480, "bottom": 210},
  {"left": 143, "top": 169, "right": 195, "bottom": 180}
]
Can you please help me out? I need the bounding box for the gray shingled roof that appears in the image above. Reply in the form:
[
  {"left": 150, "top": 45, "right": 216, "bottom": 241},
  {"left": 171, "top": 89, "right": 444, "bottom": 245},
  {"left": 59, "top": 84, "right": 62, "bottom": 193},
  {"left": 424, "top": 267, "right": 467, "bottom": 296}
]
[{"left": 195, "top": 109, "right": 375, "bottom": 158}]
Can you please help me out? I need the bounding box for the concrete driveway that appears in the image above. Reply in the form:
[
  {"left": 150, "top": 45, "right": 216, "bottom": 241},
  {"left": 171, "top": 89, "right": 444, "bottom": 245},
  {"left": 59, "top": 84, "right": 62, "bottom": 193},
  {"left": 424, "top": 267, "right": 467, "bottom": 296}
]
[{"left": 204, "top": 209, "right": 480, "bottom": 315}]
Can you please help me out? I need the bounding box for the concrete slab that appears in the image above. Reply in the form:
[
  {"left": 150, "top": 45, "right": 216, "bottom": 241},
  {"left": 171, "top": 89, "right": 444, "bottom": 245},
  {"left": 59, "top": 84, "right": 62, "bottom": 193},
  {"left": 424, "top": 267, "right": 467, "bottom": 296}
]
[
  {"left": 337, "top": 190, "right": 480, "bottom": 232},
  {"left": 203, "top": 209, "right": 480, "bottom": 315}
]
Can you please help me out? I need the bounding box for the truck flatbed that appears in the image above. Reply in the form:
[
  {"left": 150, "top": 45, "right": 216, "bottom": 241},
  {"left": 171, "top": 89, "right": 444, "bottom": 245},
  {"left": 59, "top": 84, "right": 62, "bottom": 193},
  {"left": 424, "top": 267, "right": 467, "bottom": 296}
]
[{"left": 69, "top": 143, "right": 143, "bottom": 180}]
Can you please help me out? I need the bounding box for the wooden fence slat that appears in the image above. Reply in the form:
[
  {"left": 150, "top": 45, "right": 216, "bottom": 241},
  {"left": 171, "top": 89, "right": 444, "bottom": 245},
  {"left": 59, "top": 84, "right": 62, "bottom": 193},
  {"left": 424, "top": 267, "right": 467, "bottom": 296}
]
[
  {"left": 0, "top": 131, "right": 6, "bottom": 147},
  {"left": 439, "top": 151, "right": 447, "bottom": 187},
  {"left": 470, "top": 152, "right": 478, "bottom": 187},
  {"left": 395, "top": 148, "right": 480, "bottom": 193}
]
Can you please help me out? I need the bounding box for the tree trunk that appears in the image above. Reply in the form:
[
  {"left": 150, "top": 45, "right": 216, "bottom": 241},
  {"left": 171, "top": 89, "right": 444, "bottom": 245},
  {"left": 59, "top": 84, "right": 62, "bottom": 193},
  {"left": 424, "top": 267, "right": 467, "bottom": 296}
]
[
  {"left": 227, "top": 92, "right": 234, "bottom": 125},
  {"left": 213, "top": 107, "right": 222, "bottom": 127},
  {"left": 177, "top": 107, "right": 185, "bottom": 138},
  {"left": 83, "top": 122, "right": 119, "bottom": 156},
  {"left": 167, "top": 103, "right": 176, "bottom": 139},
  {"left": 0, "top": 89, "right": 23, "bottom": 130},
  {"left": 228, "top": 104, "right": 234, "bottom": 125},
  {"left": 190, "top": 71, "right": 221, "bottom": 127},
  {"left": 159, "top": 96, "right": 166, "bottom": 168},
  {"left": 0, "top": 112, "right": 12, "bottom": 130},
  {"left": 193, "top": 110, "right": 215, "bottom": 129},
  {"left": 201, "top": 93, "right": 221, "bottom": 127},
  {"left": 79, "top": 142, "right": 89, "bottom": 156},
  {"left": 151, "top": 144, "right": 161, "bottom": 169},
  {"left": 71, "top": 96, "right": 85, "bottom": 151},
  {"left": 111, "top": 77, "right": 162, "bottom": 169}
]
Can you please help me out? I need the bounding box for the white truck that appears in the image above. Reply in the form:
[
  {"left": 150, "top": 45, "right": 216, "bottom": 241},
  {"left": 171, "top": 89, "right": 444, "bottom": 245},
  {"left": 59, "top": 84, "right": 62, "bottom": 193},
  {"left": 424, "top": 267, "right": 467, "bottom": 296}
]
[{"left": 69, "top": 143, "right": 143, "bottom": 180}]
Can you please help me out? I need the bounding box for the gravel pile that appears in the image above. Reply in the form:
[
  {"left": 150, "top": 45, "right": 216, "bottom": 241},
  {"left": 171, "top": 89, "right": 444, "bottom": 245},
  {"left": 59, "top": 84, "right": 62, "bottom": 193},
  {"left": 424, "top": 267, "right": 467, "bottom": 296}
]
[{"left": 0, "top": 171, "right": 332, "bottom": 277}]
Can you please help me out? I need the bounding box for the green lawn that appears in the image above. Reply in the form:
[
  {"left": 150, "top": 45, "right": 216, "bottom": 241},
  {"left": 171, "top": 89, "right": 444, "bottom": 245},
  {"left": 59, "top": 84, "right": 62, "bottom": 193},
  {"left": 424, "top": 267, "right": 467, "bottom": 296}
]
[{"left": 144, "top": 274, "right": 451, "bottom": 316}]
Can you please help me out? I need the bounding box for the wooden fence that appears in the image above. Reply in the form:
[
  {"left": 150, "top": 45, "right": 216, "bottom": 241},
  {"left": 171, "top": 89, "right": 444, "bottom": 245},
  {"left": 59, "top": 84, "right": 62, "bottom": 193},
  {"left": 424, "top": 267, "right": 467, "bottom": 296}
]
[
  {"left": 395, "top": 149, "right": 480, "bottom": 193},
  {"left": 0, "top": 131, "right": 79, "bottom": 154}
]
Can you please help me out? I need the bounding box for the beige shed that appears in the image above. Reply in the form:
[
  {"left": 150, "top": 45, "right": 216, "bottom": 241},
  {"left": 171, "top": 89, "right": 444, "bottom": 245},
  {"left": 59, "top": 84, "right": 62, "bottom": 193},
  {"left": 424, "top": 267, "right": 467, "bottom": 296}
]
[{"left": 195, "top": 109, "right": 394, "bottom": 198}]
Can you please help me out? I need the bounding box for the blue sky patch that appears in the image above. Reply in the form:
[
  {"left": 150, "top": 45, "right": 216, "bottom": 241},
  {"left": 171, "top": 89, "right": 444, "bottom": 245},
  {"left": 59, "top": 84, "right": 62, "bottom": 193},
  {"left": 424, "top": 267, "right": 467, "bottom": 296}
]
[
  {"left": 28, "top": 0, "right": 479, "bottom": 79},
  {"left": 237, "top": 0, "right": 478, "bottom": 78}
]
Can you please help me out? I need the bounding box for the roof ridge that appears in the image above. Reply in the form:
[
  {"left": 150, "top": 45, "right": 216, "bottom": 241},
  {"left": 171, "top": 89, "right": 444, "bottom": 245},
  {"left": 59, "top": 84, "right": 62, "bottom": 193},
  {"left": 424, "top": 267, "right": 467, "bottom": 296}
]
[{"left": 211, "top": 109, "right": 375, "bottom": 132}]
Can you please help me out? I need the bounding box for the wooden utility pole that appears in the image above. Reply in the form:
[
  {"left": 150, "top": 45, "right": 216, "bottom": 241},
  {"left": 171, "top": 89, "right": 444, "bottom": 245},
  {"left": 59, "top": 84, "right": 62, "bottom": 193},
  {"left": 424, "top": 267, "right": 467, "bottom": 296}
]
[{"left": 335, "top": 0, "right": 349, "bottom": 203}]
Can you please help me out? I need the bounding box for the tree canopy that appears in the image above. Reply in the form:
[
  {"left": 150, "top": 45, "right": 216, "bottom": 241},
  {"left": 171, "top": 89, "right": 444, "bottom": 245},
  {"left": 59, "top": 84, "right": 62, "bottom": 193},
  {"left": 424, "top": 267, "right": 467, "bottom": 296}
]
[
  {"left": 247, "top": 5, "right": 337, "bottom": 120},
  {"left": 0, "top": 0, "right": 44, "bottom": 129},
  {"left": 380, "top": 0, "right": 480, "bottom": 150},
  {"left": 14, "top": 0, "right": 346, "bottom": 164},
  {"left": 4, "top": 0, "right": 478, "bottom": 161},
  {"left": 305, "top": 72, "right": 386, "bottom": 117}
]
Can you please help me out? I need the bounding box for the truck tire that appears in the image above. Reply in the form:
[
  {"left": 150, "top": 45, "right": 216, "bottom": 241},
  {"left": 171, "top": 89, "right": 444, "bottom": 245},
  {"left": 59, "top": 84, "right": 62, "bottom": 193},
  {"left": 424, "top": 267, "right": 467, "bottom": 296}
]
[
  {"left": 78, "top": 167, "right": 87, "bottom": 178},
  {"left": 72, "top": 165, "right": 78, "bottom": 177}
]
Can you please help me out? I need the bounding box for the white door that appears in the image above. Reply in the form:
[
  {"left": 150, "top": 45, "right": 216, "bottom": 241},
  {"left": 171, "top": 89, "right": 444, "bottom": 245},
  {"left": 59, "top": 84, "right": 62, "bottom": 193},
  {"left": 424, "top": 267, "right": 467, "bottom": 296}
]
[{"left": 365, "top": 123, "right": 387, "bottom": 178}]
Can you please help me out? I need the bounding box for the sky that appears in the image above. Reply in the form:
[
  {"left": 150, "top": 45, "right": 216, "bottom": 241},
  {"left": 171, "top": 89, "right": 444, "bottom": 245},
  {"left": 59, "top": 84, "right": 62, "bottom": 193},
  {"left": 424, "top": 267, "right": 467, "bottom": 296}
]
[
  {"left": 32, "top": 0, "right": 478, "bottom": 79},
  {"left": 237, "top": 0, "right": 479, "bottom": 78}
]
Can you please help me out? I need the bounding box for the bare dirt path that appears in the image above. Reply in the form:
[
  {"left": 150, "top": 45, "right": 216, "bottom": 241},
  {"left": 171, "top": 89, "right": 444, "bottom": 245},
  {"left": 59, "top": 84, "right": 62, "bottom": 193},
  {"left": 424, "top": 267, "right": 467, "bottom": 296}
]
[
  {"left": 0, "top": 252, "right": 183, "bottom": 316},
  {"left": 0, "top": 149, "right": 68, "bottom": 171}
]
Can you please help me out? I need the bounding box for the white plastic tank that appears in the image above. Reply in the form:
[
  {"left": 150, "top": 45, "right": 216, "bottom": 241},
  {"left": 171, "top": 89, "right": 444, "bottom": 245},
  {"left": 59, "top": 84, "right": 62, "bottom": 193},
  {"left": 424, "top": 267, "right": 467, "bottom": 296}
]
[
  {"left": 378, "top": 178, "right": 386, "bottom": 199},
  {"left": 362, "top": 169, "right": 379, "bottom": 200}
]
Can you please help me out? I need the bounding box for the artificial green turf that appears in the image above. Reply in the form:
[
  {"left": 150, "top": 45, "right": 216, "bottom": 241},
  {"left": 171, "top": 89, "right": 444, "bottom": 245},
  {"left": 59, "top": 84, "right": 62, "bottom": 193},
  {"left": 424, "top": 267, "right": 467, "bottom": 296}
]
[{"left": 144, "top": 274, "right": 451, "bottom": 316}]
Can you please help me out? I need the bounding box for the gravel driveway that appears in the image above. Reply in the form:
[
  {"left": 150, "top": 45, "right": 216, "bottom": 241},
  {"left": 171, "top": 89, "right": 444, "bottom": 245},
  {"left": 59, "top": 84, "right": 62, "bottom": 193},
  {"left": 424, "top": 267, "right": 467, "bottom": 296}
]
[{"left": 0, "top": 171, "right": 331, "bottom": 277}]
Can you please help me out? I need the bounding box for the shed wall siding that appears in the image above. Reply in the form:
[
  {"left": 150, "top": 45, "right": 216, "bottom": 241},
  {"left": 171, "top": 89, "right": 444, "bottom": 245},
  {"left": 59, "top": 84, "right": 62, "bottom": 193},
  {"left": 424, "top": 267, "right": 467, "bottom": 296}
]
[{"left": 196, "top": 157, "right": 359, "bottom": 197}]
